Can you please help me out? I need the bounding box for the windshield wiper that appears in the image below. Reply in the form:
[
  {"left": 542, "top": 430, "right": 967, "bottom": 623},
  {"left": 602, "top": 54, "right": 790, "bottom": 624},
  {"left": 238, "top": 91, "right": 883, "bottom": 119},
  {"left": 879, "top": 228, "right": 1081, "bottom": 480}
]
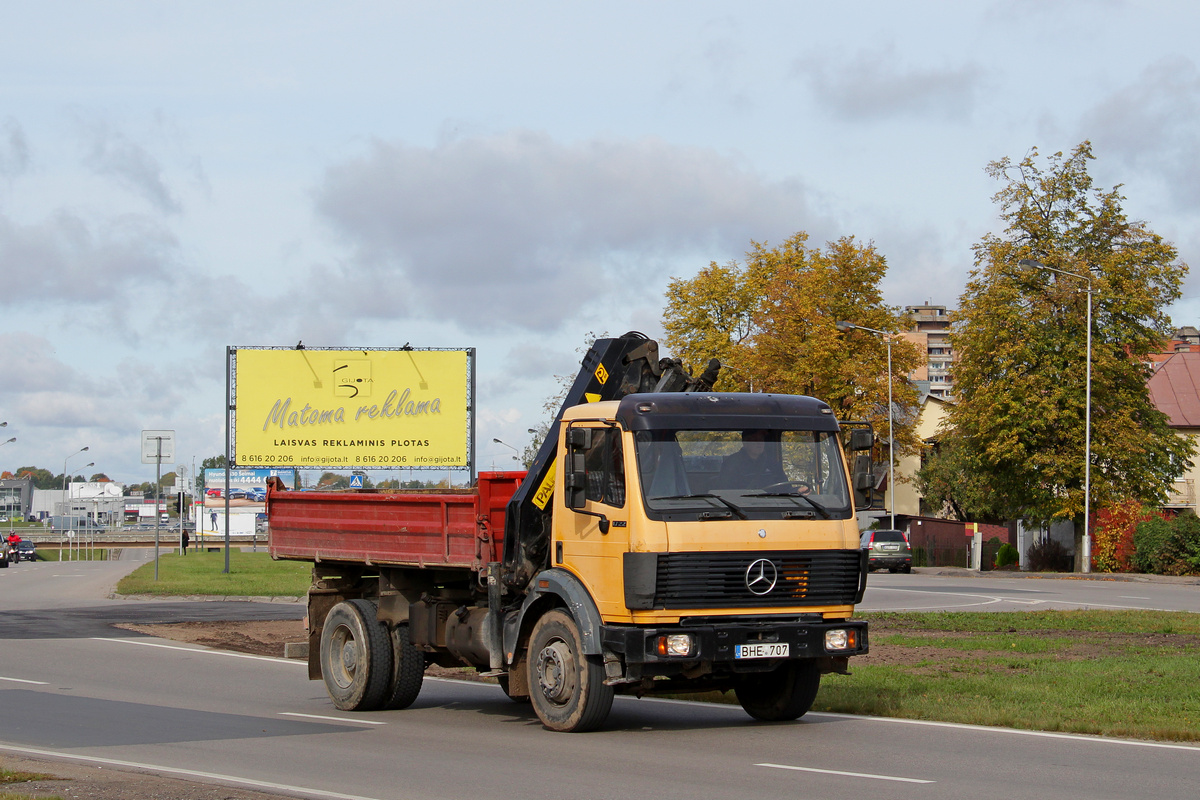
[
  {"left": 745, "top": 491, "right": 832, "bottom": 519},
  {"left": 650, "top": 493, "right": 749, "bottom": 519}
]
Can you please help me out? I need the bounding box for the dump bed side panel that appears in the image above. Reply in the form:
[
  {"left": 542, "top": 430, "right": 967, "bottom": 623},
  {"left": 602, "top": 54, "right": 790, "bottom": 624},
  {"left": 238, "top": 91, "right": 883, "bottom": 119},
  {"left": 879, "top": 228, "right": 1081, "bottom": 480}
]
[{"left": 268, "top": 471, "right": 524, "bottom": 570}]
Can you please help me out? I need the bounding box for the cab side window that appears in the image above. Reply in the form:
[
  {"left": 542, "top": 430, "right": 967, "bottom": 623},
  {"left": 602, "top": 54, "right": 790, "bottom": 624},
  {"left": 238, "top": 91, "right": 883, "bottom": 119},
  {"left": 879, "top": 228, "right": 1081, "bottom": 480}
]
[{"left": 583, "top": 427, "right": 625, "bottom": 508}]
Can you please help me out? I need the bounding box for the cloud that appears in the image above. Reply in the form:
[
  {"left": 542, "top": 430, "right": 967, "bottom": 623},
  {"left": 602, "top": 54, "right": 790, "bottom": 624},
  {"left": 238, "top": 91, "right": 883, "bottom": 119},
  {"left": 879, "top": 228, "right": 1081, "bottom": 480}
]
[
  {"left": 312, "top": 131, "right": 826, "bottom": 333},
  {"left": 793, "top": 43, "right": 984, "bottom": 123},
  {"left": 0, "top": 210, "right": 179, "bottom": 306},
  {"left": 0, "top": 118, "right": 30, "bottom": 178},
  {"left": 82, "top": 120, "right": 182, "bottom": 214},
  {"left": 1080, "top": 57, "right": 1200, "bottom": 209}
]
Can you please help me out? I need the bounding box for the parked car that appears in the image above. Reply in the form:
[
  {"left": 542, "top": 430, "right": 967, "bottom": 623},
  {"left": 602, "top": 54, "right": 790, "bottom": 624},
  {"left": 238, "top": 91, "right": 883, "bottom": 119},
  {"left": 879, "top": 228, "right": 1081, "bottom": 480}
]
[
  {"left": 227, "top": 488, "right": 247, "bottom": 501},
  {"left": 861, "top": 529, "right": 913, "bottom": 573},
  {"left": 16, "top": 540, "right": 36, "bottom": 562},
  {"left": 206, "top": 488, "right": 222, "bottom": 499},
  {"left": 247, "top": 487, "right": 267, "bottom": 502}
]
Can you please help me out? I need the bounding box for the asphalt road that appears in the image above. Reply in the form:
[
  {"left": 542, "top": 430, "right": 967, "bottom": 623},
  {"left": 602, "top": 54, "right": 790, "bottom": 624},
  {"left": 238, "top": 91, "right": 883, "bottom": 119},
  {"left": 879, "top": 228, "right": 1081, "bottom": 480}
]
[
  {"left": 1, "top": 555, "right": 1198, "bottom": 800},
  {"left": 862, "top": 568, "right": 1200, "bottom": 613}
]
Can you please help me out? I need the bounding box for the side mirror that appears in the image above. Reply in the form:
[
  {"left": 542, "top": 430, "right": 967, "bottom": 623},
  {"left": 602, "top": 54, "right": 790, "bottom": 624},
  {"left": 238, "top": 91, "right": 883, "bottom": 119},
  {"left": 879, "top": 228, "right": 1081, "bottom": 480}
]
[
  {"left": 851, "top": 453, "right": 876, "bottom": 509},
  {"left": 564, "top": 427, "right": 589, "bottom": 509},
  {"left": 849, "top": 429, "right": 873, "bottom": 452}
]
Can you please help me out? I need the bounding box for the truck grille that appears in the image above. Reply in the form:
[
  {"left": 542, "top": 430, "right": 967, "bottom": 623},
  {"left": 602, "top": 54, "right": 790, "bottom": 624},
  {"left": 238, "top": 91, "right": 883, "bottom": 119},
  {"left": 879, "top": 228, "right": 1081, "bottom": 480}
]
[{"left": 653, "top": 550, "right": 861, "bottom": 609}]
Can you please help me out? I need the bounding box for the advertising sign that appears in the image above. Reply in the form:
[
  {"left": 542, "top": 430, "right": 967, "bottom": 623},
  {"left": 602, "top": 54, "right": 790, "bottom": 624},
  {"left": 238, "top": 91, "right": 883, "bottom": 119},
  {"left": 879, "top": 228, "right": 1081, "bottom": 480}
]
[
  {"left": 202, "top": 468, "right": 295, "bottom": 537},
  {"left": 232, "top": 348, "right": 472, "bottom": 469}
]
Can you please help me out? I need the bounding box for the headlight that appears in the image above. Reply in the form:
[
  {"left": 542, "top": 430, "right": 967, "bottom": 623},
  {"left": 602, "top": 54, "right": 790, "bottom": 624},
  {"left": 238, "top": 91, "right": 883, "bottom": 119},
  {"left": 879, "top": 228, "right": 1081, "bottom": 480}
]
[
  {"left": 655, "top": 633, "right": 694, "bottom": 657},
  {"left": 825, "top": 629, "right": 856, "bottom": 651}
]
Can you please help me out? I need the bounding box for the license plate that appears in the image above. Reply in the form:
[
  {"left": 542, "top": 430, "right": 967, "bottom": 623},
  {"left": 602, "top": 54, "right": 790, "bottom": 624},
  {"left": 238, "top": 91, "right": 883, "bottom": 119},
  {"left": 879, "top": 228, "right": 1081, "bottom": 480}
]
[
  {"left": 881, "top": 544, "right": 899, "bottom": 550},
  {"left": 735, "top": 643, "right": 789, "bottom": 659}
]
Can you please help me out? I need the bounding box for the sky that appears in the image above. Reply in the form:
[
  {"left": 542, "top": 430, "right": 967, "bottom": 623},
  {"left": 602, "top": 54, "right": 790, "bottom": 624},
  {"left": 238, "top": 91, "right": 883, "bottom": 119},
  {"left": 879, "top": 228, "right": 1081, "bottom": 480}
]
[{"left": 2, "top": 1, "right": 1200, "bottom": 485}]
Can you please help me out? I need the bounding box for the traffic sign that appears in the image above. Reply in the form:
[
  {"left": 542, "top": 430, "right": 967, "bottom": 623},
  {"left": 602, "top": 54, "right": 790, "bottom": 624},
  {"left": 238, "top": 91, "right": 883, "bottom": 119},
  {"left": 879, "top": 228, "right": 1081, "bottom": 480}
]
[{"left": 141, "top": 430, "right": 176, "bottom": 463}]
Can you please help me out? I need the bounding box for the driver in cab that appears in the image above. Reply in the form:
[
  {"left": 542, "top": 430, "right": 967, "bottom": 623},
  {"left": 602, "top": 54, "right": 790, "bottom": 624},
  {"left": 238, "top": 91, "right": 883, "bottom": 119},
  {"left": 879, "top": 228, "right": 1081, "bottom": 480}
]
[{"left": 716, "top": 429, "right": 789, "bottom": 490}]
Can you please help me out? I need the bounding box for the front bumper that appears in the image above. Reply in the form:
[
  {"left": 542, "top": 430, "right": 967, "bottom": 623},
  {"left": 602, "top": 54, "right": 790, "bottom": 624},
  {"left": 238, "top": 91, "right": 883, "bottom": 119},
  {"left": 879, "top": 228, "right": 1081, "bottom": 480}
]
[{"left": 600, "top": 616, "right": 868, "bottom": 668}]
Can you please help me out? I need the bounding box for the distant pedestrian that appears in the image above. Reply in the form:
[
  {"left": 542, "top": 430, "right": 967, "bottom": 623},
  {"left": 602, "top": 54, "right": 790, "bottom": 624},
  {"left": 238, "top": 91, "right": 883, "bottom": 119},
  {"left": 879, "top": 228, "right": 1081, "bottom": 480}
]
[
  {"left": 182, "top": 529, "right": 190, "bottom": 555},
  {"left": 210, "top": 511, "right": 218, "bottom": 531}
]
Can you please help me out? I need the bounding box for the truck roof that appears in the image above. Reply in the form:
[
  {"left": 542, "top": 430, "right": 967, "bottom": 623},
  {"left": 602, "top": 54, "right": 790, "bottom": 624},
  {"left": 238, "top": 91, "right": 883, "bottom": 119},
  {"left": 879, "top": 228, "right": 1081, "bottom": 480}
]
[{"left": 613, "top": 392, "right": 840, "bottom": 432}]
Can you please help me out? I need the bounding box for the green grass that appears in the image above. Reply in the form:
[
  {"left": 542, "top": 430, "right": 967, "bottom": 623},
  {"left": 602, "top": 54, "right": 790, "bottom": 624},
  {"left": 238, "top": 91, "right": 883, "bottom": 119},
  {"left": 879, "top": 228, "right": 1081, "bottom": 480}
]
[
  {"left": 0, "top": 764, "right": 63, "bottom": 800},
  {"left": 115, "top": 550, "right": 310, "bottom": 597},
  {"left": 809, "top": 610, "right": 1200, "bottom": 742}
]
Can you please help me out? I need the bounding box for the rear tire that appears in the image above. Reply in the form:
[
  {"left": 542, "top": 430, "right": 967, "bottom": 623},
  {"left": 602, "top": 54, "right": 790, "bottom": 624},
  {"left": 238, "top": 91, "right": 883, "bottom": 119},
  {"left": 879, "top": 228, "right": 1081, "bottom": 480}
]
[
  {"left": 319, "top": 599, "right": 393, "bottom": 711},
  {"left": 384, "top": 623, "right": 424, "bottom": 710},
  {"left": 735, "top": 660, "right": 821, "bottom": 722},
  {"left": 528, "top": 609, "right": 613, "bottom": 732},
  {"left": 902, "top": 564, "right": 912, "bottom": 574}
]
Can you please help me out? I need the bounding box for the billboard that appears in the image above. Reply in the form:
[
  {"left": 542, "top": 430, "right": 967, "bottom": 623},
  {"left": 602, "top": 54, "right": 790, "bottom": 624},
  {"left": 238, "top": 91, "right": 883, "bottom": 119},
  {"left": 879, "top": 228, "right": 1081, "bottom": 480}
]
[
  {"left": 232, "top": 348, "right": 472, "bottom": 470},
  {"left": 202, "top": 467, "right": 296, "bottom": 537}
]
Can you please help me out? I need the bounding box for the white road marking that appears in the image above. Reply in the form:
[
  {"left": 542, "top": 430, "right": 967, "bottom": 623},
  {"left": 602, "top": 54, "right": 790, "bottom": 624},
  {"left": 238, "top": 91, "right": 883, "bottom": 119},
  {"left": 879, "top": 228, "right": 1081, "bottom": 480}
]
[
  {"left": 0, "top": 743, "right": 386, "bottom": 800},
  {"left": 0, "top": 675, "right": 49, "bottom": 685},
  {"left": 1118, "top": 596, "right": 1151, "bottom": 600},
  {"left": 280, "top": 712, "right": 387, "bottom": 725},
  {"left": 757, "top": 763, "right": 934, "bottom": 784},
  {"left": 808, "top": 712, "right": 1200, "bottom": 752},
  {"left": 92, "top": 637, "right": 303, "bottom": 665}
]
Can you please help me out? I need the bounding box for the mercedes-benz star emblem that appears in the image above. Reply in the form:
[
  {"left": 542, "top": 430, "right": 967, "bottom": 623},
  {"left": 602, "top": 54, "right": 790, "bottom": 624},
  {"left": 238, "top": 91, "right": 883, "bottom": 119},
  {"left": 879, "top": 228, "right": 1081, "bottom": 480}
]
[{"left": 744, "top": 558, "right": 778, "bottom": 595}]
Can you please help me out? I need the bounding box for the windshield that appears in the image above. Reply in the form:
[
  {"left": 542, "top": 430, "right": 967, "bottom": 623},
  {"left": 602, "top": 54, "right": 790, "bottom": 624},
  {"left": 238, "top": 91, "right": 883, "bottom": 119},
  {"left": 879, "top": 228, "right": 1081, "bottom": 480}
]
[{"left": 633, "top": 428, "right": 852, "bottom": 521}]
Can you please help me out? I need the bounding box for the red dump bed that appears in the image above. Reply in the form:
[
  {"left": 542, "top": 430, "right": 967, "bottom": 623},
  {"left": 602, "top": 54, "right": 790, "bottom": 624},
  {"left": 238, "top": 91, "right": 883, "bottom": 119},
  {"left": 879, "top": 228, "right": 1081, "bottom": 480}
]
[{"left": 267, "top": 471, "right": 525, "bottom": 571}]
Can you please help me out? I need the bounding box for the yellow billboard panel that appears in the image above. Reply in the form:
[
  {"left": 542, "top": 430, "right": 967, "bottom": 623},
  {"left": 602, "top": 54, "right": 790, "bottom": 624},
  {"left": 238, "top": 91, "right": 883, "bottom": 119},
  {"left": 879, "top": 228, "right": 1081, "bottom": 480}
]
[{"left": 234, "top": 348, "right": 470, "bottom": 469}]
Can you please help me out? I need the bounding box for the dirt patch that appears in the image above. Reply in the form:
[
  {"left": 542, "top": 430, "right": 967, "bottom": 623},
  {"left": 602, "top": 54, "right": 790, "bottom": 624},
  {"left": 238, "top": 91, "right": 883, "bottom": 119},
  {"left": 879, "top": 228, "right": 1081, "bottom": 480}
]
[
  {"left": 115, "top": 619, "right": 305, "bottom": 658},
  {"left": 856, "top": 618, "right": 1200, "bottom": 668},
  {"left": 1, "top": 753, "right": 308, "bottom": 800},
  {"left": 116, "top": 618, "right": 490, "bottom": 682}
]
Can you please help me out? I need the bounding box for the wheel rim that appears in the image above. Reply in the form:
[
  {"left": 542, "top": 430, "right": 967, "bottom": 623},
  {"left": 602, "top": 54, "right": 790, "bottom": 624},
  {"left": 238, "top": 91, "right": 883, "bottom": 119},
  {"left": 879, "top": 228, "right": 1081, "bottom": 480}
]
[
  {"left": 329, "top": 624, "right": 360, "bottom": 690},
  {"left": 536, "top": 639, "right": 575, "bottom": 706}
]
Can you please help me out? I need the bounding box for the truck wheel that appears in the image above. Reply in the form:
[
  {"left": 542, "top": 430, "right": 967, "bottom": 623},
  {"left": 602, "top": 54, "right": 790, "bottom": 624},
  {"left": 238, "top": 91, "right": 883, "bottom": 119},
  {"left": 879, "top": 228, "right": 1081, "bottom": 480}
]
[
  {"left": 735, "top": 660, "right": 821, "bottom": 722},
  {"left": 383, "top": 623, "right": 424, "bottom": 710},
  {"left": 528, "top": 609, "right": 613, "bottom": 732},
  {"left": 320, "top": 599, "right": 393, "bottom": 711}
]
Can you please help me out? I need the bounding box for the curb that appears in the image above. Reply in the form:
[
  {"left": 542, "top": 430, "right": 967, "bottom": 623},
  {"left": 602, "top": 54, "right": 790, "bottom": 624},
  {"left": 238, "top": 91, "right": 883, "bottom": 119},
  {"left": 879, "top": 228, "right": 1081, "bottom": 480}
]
[{"left": 912, "top": 567, "right": 1200, "bottom": 586}]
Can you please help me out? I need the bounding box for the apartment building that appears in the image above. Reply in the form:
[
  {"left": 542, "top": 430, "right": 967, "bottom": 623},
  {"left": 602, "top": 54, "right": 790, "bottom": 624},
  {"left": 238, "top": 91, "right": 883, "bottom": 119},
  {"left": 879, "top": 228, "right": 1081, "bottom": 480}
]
[{"left": 901, "top": 302, "right": 954, "bottom": 398}]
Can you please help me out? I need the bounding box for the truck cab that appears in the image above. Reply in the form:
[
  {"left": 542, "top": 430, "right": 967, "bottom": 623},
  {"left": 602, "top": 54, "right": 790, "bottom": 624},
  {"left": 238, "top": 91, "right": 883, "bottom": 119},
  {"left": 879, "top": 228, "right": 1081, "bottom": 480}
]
[{"left": 507, "top": 393, "right": 867, "bottom": 729}]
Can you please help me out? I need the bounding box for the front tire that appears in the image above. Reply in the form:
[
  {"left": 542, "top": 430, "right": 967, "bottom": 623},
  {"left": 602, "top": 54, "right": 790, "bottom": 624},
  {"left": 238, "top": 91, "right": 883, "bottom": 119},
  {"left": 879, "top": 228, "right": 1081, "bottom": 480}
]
[
  {"left": 528, "top": 609, "right": 613, "bottom": 732},
  {"left": 735, "top": 660, "right": 821, "bottom": 722},
  {"left": 319, "top": 599, "right": 393, "bottom": 711}
]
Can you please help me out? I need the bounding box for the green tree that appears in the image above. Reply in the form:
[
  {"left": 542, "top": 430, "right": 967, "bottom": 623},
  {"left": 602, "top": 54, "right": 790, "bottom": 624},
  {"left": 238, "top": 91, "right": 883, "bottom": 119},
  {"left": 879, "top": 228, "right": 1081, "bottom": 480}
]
[
  {"left": 14, "top": 466, "right": 56, "bottom": 489},
  {"left": 664, "top": 232, "right": 924, "bottom": 455},
  {"left": 919, "top": 142, "right": 1193, "bottom": 566},
  {"left": 663, "top": 261, "right": 763, "bottom": 391}
]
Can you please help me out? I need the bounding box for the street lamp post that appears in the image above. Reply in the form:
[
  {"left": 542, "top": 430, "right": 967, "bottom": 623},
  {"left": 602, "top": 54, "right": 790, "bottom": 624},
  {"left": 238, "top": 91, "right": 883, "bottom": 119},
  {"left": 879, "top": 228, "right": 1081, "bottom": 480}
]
[
  {"left": 62, "top": 447, "right": 90, "bottom": 523},
  {"left": 0, "top": 437, "right": 14, "bottom": 447},
  {"left": 836, "top": 321, "right": 895, "bottom": 530},
  {"left": 492, "top": 438, "right": 521, "bottom": 467},
  {"left": 1020, "top": 258, "right": 1093, "bottom": 574}
]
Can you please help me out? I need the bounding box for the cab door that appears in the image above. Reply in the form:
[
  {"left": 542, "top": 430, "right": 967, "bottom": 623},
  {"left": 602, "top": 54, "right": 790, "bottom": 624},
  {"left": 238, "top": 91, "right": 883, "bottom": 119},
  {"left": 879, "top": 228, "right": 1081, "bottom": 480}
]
[{"left": 556, "top": 423, "right": 630, "bottom": 618}]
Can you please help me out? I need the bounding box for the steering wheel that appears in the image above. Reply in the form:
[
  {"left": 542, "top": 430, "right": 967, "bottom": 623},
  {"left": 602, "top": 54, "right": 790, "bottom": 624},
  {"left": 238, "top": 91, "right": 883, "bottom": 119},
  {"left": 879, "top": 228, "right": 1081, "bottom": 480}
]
[{"left": 763, "top": 480, "right": 812, "bottom": 494}]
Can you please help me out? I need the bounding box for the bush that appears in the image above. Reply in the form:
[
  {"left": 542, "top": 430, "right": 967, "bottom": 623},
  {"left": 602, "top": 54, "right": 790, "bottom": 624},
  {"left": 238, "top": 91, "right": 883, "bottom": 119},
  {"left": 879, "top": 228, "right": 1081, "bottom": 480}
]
[
  {"left": 1133, "top": 517, "right": 1174, "bottom": 574},
  {"left": 994, "top": 542, "right": 1019, "bottom": 569},
  {"left": 1135, "top": 511, "right": 1200, "bottom": 576},
  {"left": 1091, "top": 500, "right": 1158, "bottom": 573},
  {"left": 1026, "top": 537, "right": 1072, "bottom": 572}
]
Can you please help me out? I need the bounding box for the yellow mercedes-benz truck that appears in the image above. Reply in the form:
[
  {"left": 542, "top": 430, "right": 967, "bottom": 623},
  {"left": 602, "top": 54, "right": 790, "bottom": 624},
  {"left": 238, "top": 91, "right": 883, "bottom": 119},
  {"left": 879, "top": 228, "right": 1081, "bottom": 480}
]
[{"left": 269, "top": 332, "right": 871, "bottom": 732}]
